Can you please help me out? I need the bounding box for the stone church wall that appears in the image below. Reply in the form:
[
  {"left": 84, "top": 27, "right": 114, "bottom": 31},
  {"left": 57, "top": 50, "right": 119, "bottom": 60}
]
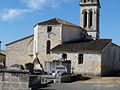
[
  {"left": 87, "top": 32, "right": 98, "bottom": 40},
  {"left": 62, "top": 25, "right": 85, "bottom": 43},
  {"left": 6, "top": 35, "right": 34, "bottom": 67},
  {"left": 34, "top": 25, "right": 62, "bottom": 68},
  {"left": 101, "top": 41, "right": 113, "bottom": 75},
  {"left": 112, "top": 44, "right": 120, "bottom": 71},
  {"left": 67, "top": 53, "right": 102, "bottom": 76},
  {"left": 0, "top": 69, "right": 31, "bottom": 90},
  {"left": 34, "top": 25, "right": 88, "bottom": 69}
]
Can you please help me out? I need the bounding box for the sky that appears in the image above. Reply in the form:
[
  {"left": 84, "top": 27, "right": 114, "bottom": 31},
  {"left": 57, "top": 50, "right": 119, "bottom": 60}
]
[{"left": 0, "top": 0, "right": 120, "bottom": 49}]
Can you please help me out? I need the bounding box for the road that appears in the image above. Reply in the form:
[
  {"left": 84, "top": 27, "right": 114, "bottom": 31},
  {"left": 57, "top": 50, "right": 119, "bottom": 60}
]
[
  {"left": 34, "top": 77, "right": 120, "bottom": 90},
  {"left": 38, "top": 83, "right": 120, "bottom": 90}
]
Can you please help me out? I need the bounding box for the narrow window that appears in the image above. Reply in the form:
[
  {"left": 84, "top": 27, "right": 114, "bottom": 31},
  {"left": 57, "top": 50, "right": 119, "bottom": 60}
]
[
  {"left": 89, "top": 11, "right": 93, "bottom": 28},
  {"left": 62, "top": 54, "right": 67, "bottom": 60},
  {"left": 46, "top": 40, "right": 51, "bottom": 54},
  {"left": 84, "top": 0, "right": 86, "bottom": 3},
  {"left": 47, "top": 26, "right": 52, "bottom": 33},
  {"left": 83, "top": 11, "right": 87, "bottom": 28},
  {"left": 78, "top": 54, "right": 83, "bottom": 64}
]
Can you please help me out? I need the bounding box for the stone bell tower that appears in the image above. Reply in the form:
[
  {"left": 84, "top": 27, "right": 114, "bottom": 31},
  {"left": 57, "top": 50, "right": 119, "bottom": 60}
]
[{"left": 80, "top": 0, "right": 100, "bottom": 40}]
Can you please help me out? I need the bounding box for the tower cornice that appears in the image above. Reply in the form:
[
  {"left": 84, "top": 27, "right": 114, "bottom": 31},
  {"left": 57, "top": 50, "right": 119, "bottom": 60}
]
[
  {"left": 80, "top": 4, "right": 101, "bottom": 8},
  {"left": 80, "top": 0, "right": 101, "bottom": 8}
]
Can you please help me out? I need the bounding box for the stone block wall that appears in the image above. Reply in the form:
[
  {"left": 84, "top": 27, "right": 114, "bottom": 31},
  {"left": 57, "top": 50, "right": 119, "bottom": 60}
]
[
  {"left": 67, "top": 53, "right": 102, "bottom": 76},
  {"left": 6, "top": 35, "right": 34, "bottom": 67},
  {"left": 62, "top": 25, "right": 89, "bottom": 43},
  {"left": 0, "top": 69, "right": 31, "bottom": 90},
  {"left": 33, "top": 25, "right": 62, "bottom": 68}
]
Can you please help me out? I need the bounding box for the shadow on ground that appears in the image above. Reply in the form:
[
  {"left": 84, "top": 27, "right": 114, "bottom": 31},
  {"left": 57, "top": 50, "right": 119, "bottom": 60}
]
[
  {"left": 31, "top": 81, "right": 54, "bottom": 90},
  {"left": 68, "top": 75, "right": 91, "bottom": 83},
  {"left": 31, "top": 75, "right": 92, "bottom": 90}
]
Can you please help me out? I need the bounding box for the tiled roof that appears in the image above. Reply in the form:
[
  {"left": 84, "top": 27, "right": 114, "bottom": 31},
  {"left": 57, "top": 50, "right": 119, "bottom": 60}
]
[
  {"left": 112, "top": 43, "right": 120, "bottom": 48},
  {"left": 51, "top": 39, "right": 111, "bottom": 53},
  {"left": 34, "top": 18, "right": 80, "bottom": 27},
  {"left": 6, "top": 34, "right": 34, "bottom": 46}
]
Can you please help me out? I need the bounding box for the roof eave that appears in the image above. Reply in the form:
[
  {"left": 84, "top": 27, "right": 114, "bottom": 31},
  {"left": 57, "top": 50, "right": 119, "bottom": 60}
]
[
  {"left": 51, "top": 50, "right": 101, "bottom": 54},
  {"left": 101, "top": 39, "right": 112, "bottom": 51},
  {"left": 6, "top": 34, "right": 34, "bottom": 46}
]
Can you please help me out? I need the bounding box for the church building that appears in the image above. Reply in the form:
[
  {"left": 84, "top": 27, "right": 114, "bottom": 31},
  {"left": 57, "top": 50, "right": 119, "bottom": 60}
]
[{"left": 6, "top": 0, "right": 120, "bottom": 76}]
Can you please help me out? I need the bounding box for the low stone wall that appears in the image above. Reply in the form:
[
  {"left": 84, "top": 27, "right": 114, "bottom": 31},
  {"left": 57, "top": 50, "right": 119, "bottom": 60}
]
[
  {"left": 41, "top": 75, "right": 71, "bottom": 84},
  {"left": 0, "top": 69, "right": 31, "bottom": 90}
]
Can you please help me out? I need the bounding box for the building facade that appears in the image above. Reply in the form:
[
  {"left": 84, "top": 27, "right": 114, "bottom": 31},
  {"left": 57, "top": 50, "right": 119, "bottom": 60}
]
[
  {"left": 51, "top": 39, "right": 114, "bottom": 76},
  {"left": 33, "top": 18, "right": 91, "bottom": 68},
  {"left": 0, "top": 52, "right": 6, "bottom": 68},
  {"left": 6, "top": 0, "right": 120, "bottom": 76}
]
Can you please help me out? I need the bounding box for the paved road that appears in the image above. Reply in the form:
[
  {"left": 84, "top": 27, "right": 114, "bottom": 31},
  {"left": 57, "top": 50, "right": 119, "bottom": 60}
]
[
  {"left": 33, "top": 77, "right": 120, "bottom": 90},
  {"left": 38, "top": 83, "right": 120, "bottom": 90}
]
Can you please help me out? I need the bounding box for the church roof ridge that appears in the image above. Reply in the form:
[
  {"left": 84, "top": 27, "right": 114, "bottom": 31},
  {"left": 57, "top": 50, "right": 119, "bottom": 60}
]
[
  {"left": 54, "top": 17, "right": 77, "bottom": 26},
  {"left": 34, "top": 17, "right": 80, "bottom": 27}
]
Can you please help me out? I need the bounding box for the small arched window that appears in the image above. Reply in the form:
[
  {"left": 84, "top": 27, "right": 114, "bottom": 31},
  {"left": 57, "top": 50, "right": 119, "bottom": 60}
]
[
  {"left": 83, "top": 11, "right": 87, "bottom": 28},
  {"left": 89, "top": 11, "right": 93, "bottom": 28},
  {"left": 46, "top": 40, "right": 51, "bottom": 54},
  {"left": 84, "top": 0, "right": 87, "bottom": 3}
]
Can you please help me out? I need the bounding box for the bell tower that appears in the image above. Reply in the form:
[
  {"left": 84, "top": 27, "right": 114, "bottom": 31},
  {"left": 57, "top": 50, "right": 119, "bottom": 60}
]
[{"left": 80, "top": 0, "right": 100, "bottom": 40}]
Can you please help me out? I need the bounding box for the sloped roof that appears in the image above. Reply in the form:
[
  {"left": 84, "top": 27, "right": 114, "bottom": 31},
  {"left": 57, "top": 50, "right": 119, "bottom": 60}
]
[
  {"left": 0, "top": 52, "right": 5, "bottom": 56},
  {"left": 51, "top": 39, "right": 111, "bottom": 53},
  {"left": 34, "top": 18, "right": 80, "bottom": 27},
  {"left": 112, "top": 43, "right": 120, "bottom": 48},
  {"left": 6, "top": 34, "right": 34, "bottom": 46}
]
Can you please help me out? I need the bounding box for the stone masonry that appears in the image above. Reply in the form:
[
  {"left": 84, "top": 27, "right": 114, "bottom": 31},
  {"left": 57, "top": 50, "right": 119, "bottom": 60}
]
[
  {"left": 6, "top": 35, "right": 34, "bottom": 67},
  {"left": 0, "top": 69, "right": 31, "bottom": 90}
]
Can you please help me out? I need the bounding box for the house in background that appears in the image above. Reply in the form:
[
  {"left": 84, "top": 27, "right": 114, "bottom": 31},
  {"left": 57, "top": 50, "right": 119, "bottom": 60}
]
[
  {"left": 5, "top": 0, "right": 120, "bottom": 76},
  {"left": 0, "top": 52, "right": 6, "bottom": 69},
  {"left": 6, "top": 35, "right": 34, "bottom": 67}
]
